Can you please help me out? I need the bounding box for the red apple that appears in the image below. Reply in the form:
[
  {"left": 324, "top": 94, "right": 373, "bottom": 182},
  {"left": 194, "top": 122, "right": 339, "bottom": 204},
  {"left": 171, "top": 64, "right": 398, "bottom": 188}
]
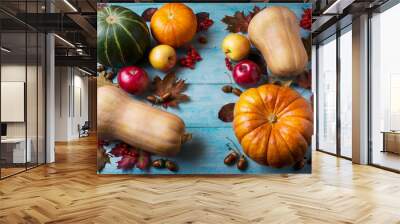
[
  {"left": 117, "top": 66, "right": 149, "bottom": 94},
  {"left": 232, "top": 60, "right": 261, "bottom": 86}
]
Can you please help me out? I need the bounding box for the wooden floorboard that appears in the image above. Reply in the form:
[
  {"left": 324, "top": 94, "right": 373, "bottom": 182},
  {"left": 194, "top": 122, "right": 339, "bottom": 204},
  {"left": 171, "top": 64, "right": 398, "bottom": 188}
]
[{"left": 0, "top": 135, "right": 400, "bottom": 224}]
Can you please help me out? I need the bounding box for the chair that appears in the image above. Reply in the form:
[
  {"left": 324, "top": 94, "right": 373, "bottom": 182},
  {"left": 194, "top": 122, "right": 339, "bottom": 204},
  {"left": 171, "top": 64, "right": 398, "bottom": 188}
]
[{"left": 78, "top": 121, "right": 90, "bottom": 138}]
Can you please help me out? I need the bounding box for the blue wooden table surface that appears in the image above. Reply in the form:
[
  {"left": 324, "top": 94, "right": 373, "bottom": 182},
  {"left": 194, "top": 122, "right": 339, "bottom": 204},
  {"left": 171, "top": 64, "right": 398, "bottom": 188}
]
[{"left": 99, "top": 2, "right": 313, "bottom": 175}]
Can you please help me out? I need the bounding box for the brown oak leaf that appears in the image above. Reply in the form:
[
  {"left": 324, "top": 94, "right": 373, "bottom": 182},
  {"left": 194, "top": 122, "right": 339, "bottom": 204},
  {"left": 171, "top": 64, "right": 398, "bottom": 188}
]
[
  {"left": 151, "top": 72, "right": 189, "bottom": 108},
  {"left": 97, "top": 147, "right": 110, "bottom": 172},
  {"left": 218, "top": 103, "right": 235, "bottom": 122},
  {"left": 117, "top": 155, "right": 138, "bottom": 170},
  {"left": 221, "top": 6, "right": 264, "bottom": 33},
  {"left": 196, "top": 12, "right": 214, "bottom": 32},
  {"left": 142, "top": 8, "right": 157, "bottom": 22},
  {"left": 296, "top": 70, "right": 312, "bottom": 90},
  {"left": 136, "top": 151, "right": 150, "bottom": 170}
]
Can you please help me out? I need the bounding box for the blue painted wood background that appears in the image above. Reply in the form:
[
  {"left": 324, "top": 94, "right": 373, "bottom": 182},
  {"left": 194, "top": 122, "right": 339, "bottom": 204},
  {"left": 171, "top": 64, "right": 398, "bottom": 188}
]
[{"left": 99, "top": 2, "right": 313, "bottom": 175}]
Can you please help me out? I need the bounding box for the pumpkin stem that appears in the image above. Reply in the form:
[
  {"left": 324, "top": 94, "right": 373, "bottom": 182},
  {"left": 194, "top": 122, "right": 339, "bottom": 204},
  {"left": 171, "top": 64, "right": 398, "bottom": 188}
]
[
  {"left": 267, "top": 114, "right": 278, "bottom": 124},
  {"left": 106, "top": 15, "right": 117, "bottom": 24},
  {"left": 181, "top": 133, "right": 192, "bottom": 144}
]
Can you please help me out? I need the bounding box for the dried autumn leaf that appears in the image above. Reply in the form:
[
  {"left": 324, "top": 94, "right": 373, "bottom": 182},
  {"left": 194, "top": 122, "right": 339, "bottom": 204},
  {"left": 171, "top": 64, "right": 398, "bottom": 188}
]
[
  {"left": 152, "top": 72, "right": 189, "bottom": 108},
  {"left": 302, "top": 35, "right": 312, "bottom": 61},
  {"left": 117, "top": 155, "right": 138, "bottom": 170},
  {"left": 142, "top": 8, "right": 157, "bottom": 22},
  {"left": 221, "top": 11, "right": 248, "bottom": 33},
  {"left": 296, "top": 70, "right": 312, "bottom": 90},
  {"left": 247, "top": 6, "right": 263, "bottom": 19},
  {"left": 218, "top": 103, "right": 235, "bottom": 122},
  {"left": 136, "top": 150, "right": 150, "bottom": 170},
  {"left": 221, "top": 6, "right": 264, "bottom": 33},
  {"left": 196, "top": 12, "right": 214, "bottom": 32},
  {"left": 97, "top": 147, "right": 110, "bottom": 172}
]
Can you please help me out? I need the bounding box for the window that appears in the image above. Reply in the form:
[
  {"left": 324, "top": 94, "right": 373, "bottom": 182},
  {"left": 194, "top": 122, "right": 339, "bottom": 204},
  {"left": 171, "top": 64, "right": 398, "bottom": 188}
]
[
  {"left": 0, "top": 0, "right": 47, "bottom": 179},
  {"left": 317, "top": 35, "right": 337, "bottom": 154},
  {"left": 339, "top": 27, "right": 352, "bottom": 158},
  {"left": 370, "top": 3, "right": 400, "bottom": 171}
]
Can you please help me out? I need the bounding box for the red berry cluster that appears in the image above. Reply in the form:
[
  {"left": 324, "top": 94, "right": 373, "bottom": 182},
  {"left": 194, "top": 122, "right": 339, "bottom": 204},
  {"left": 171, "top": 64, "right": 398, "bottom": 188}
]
[
  {"left": 110, "top": 143, "right": 138, "bottom": 157},
  {"left": 179, "top": 46, "right": 202, "bottom": 69},
  {"left": 197, "top": 18, "right": 214, "bottom": 32},
  {"left": 300, "top": 8, "right": 312, "bottom": 30},
  {"left": 225, "top": 57, "right": 233, "bottom": 71}
]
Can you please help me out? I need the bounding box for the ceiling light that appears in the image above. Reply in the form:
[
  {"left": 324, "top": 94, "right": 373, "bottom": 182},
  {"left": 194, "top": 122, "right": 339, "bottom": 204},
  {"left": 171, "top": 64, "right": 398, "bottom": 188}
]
[
  {"left": 78, "top": 67, "right": 93, "bottom": 76},
  {"left": 54, "top": 34, "right": 75, "bottom": 48},
  {"left": 323, "top": 0, "right": 355, "bottom": 15},
  {"left": 1, "top": 47, "right": 11, "bottom": 53},
  {"left": 63, "top": 0, "right": 78, "bottom": 12}
]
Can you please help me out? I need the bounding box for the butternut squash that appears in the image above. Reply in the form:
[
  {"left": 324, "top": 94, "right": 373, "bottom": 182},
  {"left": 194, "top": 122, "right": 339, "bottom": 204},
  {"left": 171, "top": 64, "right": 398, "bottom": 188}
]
[
  {"left": 97, "top": 85, "right": 191, "bottom": 156},
  {"left": 248, "top": 6, "right": 308, "bottom": 77}
]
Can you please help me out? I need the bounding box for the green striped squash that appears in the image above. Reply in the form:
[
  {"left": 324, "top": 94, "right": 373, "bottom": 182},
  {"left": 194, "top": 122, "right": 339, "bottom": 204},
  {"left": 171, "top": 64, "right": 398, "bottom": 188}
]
[{"left": 97, "top": 6, "right": 151, "bottom": 68}]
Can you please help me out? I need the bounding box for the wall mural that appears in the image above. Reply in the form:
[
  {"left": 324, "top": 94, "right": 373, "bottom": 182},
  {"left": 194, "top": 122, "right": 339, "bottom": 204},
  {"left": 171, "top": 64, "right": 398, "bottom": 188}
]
[{"left": 97, "top": 2, "right": 313, "bottom": 174}]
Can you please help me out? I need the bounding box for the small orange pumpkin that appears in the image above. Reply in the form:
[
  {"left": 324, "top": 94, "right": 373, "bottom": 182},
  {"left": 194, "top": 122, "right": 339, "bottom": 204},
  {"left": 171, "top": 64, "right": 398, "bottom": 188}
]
[
  {"left": 150, "top": 3, "right": 197, "bottom": 48},
  {"left": 233, "top": 84, "right": 313, "bottom": 168}
]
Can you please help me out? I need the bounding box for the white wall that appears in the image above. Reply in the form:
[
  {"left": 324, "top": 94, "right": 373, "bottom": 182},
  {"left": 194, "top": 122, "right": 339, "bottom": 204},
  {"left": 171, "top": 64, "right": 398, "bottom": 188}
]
[{"left": 54, "top": 66, "right": 89, "bottom": 141}]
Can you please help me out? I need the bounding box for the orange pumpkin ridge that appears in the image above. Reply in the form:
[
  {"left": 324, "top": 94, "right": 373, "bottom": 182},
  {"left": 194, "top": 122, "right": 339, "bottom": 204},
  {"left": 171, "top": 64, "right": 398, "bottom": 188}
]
[{"left": 233, "top": 84, "right": 313, "bottom": 168}]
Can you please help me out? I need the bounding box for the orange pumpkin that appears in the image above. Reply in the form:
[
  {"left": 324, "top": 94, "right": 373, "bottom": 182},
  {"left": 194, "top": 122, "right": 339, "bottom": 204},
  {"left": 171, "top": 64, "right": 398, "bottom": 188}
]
[
  {"left": 233, "top": 84, "right": 313, "bottom": 168},
  {"left": 150, "top": 3, "right": 197, "bottom": 48}
]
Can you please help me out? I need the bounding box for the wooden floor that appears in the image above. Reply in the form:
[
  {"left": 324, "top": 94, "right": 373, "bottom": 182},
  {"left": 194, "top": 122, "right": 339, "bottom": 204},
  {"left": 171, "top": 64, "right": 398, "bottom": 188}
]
[{"left": 0, "top": 136, "right": 400, "bottom": 224}]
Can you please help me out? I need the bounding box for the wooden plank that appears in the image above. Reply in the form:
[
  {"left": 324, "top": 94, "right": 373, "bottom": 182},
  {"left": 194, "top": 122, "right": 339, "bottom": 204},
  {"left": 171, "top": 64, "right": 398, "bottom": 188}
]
[{"left": 2, "top": 137, "right": 400, "bottom": 223}]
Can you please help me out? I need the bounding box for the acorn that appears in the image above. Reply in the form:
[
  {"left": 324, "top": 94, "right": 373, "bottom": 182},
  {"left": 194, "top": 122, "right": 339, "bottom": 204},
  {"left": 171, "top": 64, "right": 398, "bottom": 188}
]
[
  {"left": 105, "top": 71, "right": 115, "bottom": 80},
  {"left": 237, "top": 155, "right": 248, "bottom": 171},
  {"left": 152, "top": 159, "right": 166, "bottom": 169},
  {"left": 97, "top": 64, "right": 105, "bottom": 72},
  {"left": 222, "top": 85, "right": 233, "bottom": 93},
  {"left": 166, "top": 160, "right": 178, "bottom": 172},
  {"left": 198, "top": 35, "right": 208, "bottom": 44},
  {"left": 224, "top": 151, "right": 239, "bottom": 166},
  {"left": 232, "top": 88, "right": 242, "bottom": 97},
  {"left": 146, "top": 95, "right": 158, "bottom": 104},
  {"left": 161, "top": 92, "right": 172, "bottom": 102}
]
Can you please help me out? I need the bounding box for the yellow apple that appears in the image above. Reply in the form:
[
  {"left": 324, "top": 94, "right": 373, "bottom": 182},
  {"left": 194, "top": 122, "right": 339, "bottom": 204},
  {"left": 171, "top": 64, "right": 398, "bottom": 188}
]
[
  {"left": 149, "top": 45, "right": 177, "bottom": 72},
  {"left": 221, "top": 33, "right": 251, "bottom": 61}
]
